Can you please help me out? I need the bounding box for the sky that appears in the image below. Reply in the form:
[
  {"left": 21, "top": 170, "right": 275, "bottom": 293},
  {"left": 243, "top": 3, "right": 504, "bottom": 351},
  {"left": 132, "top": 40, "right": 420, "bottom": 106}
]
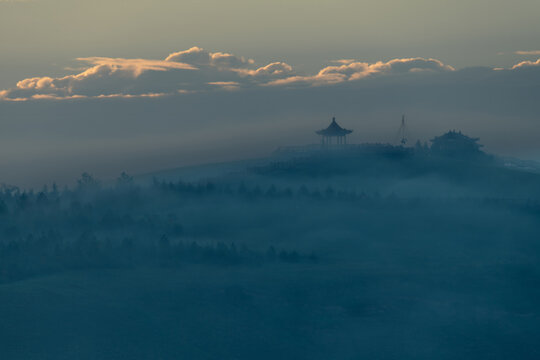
[{"left": 1, "top": 0, "right": 540, "bottom": 187}]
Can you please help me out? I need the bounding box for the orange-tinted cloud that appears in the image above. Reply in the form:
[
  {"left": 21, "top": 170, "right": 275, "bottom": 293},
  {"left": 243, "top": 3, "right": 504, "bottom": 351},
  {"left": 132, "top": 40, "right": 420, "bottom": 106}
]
[
  {"left": 0, "top": 48, "right": 463, "bottom": 101},
  {"left": 2, "top": 57, "right": 195, "bottom": 101},
  {"left": 268, "top": 58, "right": 455, "bottom": 87},
  {"left": 78, "top": 57, "right": 196, "bottom": 76},
  {"left": 0, "top": 47, "right": 294, "bottom": 101},
  {"left": 165, "top": 46, "right": 254, "bottom": 69},
  {"left": 515, "top": 50, "right": 540, "bottom": 55},
  {"left": 234, "top": 62, "right": 293, "bottom": 78},
  {"left": 511, "top": 58, "right": 540, "bottom": 69}
]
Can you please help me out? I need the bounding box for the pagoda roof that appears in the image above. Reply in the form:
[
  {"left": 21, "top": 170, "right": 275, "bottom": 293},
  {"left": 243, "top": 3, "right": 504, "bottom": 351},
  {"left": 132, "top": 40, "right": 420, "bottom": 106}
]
[
  {"left": 316, "top": 117, "right": 353, "bottom": 136},
  {"left": 430, "top": 130, "right": 481, "bottom": 144}
]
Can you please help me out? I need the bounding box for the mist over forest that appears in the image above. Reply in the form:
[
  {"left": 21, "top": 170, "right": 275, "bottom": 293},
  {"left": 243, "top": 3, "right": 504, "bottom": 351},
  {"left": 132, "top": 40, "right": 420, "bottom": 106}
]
[{"left": 2, "top": 136, "right": 540, "bottom": 359}]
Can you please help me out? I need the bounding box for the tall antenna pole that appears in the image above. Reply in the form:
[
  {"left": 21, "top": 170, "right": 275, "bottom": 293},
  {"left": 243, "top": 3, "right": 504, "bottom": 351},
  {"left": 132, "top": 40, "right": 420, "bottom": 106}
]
[{"left": 394, "top": 114, "right": 408, "bottom": 145}]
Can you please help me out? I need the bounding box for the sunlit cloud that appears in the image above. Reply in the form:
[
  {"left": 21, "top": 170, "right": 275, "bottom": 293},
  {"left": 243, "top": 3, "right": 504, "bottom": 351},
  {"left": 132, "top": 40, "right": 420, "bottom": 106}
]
[
  {"left": 330, "top": 59, "right": 357, "bottom": 64},
  {"left": 0, "top": 47, "right": 294, "bottom": 100},
  {"left": 267, "top": 58, "right": 455, "bottom": 87},
  {"left": 515, "top": 50, "right": 540, "bottom": 55},
  {"left": 233, "top": 62, "right": 293, "bottom": 78},
  {"left": 5, "top": 47, "right": 538, "bottom": 101},
  {"left": 77, "top": 57, "right": 196, "bottom": 76},
  {"left": 30, "top": 94, "right": 87, "bottom": 100},
  {"left": 511, "top": 58, "right": 540, "bottom": 69},
  {"left": 0, "top": 91, "right": 169, "bottom": 102},
  {"left": 165, "top": 46, "right": 254, "bottom": 69},
  {"left": 2, "top": 61, "right": 191, "bottom": 101},
  {"left": 208, "top": 81, "right": 241, "bottom": 91},
  {"left": 94, "top": 93, "right": 169, "bottom": 99}
]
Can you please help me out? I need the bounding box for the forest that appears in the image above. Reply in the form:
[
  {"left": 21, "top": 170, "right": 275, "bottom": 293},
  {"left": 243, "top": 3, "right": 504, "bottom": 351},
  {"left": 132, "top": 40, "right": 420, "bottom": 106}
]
[{"left": 1, "top": 146, "right": 540, "bottom": 359}]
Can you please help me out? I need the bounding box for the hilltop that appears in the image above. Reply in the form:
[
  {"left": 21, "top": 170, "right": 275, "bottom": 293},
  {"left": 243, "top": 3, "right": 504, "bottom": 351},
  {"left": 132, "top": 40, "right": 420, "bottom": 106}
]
[{"left": 1, "top": 133, "right": 540, "bottom": 359}]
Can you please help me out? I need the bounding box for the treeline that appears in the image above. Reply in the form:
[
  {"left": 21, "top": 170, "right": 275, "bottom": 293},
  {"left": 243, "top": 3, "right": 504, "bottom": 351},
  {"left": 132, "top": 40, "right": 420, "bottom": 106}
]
[
  {"left": 154, "top": 178, "right": 379, "bottom": 202},
  {"left": 0, "top": 174, "right": 374, "bottom": 242},
  {"left": 2, "top": 173, "right": 540, "bottom": 231},
  {"left": 0, "top": 231, "right": 316, "bottom": 283},
  {"left": 0, "top": 175, "right": 420, "bottom": 222},
  {"left": 151, "top": 178, "right": 540, "bottom": 212},
  {"left": 0, "top": 173, "right": 330, "bottom": 283},
  {"left": 1, "top": 171, "right": 540, "bottom": 284}
]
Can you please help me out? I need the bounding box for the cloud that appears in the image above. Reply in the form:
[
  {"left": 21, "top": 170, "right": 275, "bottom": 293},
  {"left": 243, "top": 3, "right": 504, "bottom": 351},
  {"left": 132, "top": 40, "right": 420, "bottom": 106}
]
[
  {"left": 77, "top": 57, "right": 196, "bottom": 76},
  {"left": 165, "top": 46, "right": 254, "bottom": 69},
  {"left": 234, "top": 62, "right": 293, "bottom": 78},
  {"left": 13, "top": 47, "right": 540, "bottom": 101},
  {"left": 330, "top": 59, "right": 357, "bottom": 64},
  {"left": 0, "top": 47, "right": 297, "bottom": 101},
  {"left": 515, "top": 50, "right": 540, "bottom": 55},
  {"left": 207, "top": 81, "right": 241, "bottom": 91},
  {"left": 511, "top": 58, "right": 540, "bottom": 69},
  {"left": 268, "top": 58, "right": 455, "bottom": 87},
  {"left": 1, "top": 57, "right": 196, "bottom": 100}
]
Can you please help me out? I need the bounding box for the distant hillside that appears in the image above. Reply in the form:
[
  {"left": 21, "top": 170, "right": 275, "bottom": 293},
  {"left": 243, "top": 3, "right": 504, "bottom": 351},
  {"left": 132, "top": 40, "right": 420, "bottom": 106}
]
[{"left": 139, "top": 143, "right": 540, "bottom": 199}]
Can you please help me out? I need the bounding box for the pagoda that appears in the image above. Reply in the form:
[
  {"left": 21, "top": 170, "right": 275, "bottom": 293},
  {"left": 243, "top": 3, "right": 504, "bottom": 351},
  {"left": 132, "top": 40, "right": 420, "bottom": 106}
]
[
  {"left": 316, "top": 117, "right": 353, "bottom": 147},
  {"left": 430, "top": 130, "right": 484, "bottom": 157}
]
